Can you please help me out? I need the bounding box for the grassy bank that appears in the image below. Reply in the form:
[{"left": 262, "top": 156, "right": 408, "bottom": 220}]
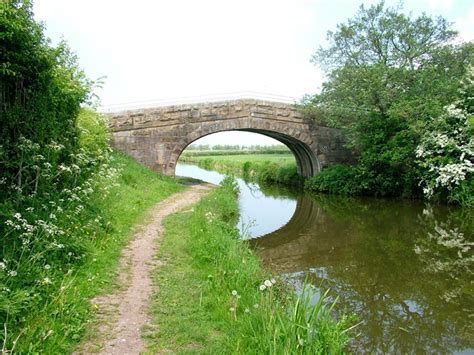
[
  {"left": 1, "top": 151, "right": 183, "bottom": 353},
  {"left": 180, "top": 152, "right": 302, "bottom": 186},
  {"left": 146, "top": 178, "right": 354, "bottom": 353}
]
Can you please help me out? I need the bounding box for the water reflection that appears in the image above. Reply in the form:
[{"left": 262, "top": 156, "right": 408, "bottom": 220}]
[
  {"left": 176, "top": 163, "right": 297, "bottom": 237},
  {"left": 176, "top": 162, "right": 473, "bottom": 353},
  {"left": 251, "top": 195, "right": 474, "bottom": 353}
]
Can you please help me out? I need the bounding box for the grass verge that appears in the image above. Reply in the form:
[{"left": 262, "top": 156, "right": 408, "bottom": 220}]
[
  {"left": 179, "top": 153, "right": 302, "bottom": 187},
  {"left": 3, "top": 151, "right": 183, "bottom": 353},
  {"left": 145, "top": 178, "right": 353, "bottom": 354}
]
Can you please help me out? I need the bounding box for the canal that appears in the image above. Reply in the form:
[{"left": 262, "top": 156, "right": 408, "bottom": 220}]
[{"left": 176, "top": 162, "right": 474, "bottom": 354}]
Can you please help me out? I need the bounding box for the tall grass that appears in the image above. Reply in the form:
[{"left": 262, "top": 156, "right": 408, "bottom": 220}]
[
  {"left": 146, "top": 178, "right": 354, "bottom": 353},
  {"left": 179, "top": 152, "right": 302, "bottom": 187},
  {"left": 0, "top": 110, "right": 183, "bottom": 353}
]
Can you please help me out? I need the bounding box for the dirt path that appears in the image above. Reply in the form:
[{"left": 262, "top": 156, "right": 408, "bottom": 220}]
[{"left": 75, "top": 183, "right": 213, "bottom": 354}]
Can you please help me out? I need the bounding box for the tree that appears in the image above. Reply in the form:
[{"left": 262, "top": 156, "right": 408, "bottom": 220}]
[
  {"left": 304, "top": 1, "right": 474, "bottom": 198},
  {"left": 312, "top": 2, "right": 456, "bottom": 70},
  {"left": 0, "top": 0, "right": 90, "bottom": 200}
]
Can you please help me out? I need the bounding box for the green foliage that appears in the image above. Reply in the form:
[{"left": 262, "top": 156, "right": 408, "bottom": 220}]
[
  {"left": 257, "top": 162, "right": 302, "bottom": 187},
  {"left": 0, "top": 3, "right": 184, "bottom": 351},
  {"left": 77, "top": 108, "right": 109, "bottom": 153},
  {"left": 220, "top": 175, "right": 239, "bottom": 195},
  {"left": 181, "top": 146, "right": 291, "bottom": 157},
  {"left": 305, "top": 165, "right": 361, "bottom": 195},
  {"left": 180, "top": 152, "right": 301, "bottom": 187},
  {"left": 450, "top": 177, "right": 474, "bottom": 208},
  {"left": 147, "top": 186, "right": 354, "bottom": 353},
  {"left": 185, "top": 144, "right": 291, "bottom": 153},
  {"left": 302, "top": 1, "right": 474, "bottom": 201},
  {"left": 416, "top": 67, "right": 474, "bottom": 205},
  {"left": 0, "top": 150, "right": 182, "bottom": 353},
  {"left": 0, "top": 0, "right": 93, "bottom": 202},
  {"left": 312, "top": 2, "right": 456, "bottom": 70}
]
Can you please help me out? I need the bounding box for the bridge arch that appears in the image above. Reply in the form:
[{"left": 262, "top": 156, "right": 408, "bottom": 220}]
[
  {"left": 108, "top": 99, "right": 353, "bottom": 177},
  {"left": 173, "top": 128, "right": 320, "bottom": 177}
]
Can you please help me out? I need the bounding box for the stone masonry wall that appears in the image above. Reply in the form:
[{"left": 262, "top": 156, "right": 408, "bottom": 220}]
[{"left": 108, "top": 99, "right": 353, "bottom": 176}]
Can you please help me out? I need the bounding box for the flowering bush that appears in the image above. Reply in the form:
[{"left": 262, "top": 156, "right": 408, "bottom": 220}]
[
  {"left": 416, "top": 67, "right": 474, "bottom": 206},
  {"left": 0, "top": 109, "right": 120, "bottom": 351}
]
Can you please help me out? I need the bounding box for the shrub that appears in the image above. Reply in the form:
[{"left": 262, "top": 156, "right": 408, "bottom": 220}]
[
  {"left": 305, "top": 165, "right": 361, "bottom": 195},
  {"left": 416, "top": 67, "right": 474, "bottom": 206},
  {"left": 258, "top": 162, "right": 302, "bottom": 187}
]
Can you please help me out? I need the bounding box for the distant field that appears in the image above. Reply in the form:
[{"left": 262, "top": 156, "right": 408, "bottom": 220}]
[
  {"left": 180, "top": 153, "right": 296, "bottom": 164},
  {"left": 178, "top": 151, "right": 300, "bottom": 186}
]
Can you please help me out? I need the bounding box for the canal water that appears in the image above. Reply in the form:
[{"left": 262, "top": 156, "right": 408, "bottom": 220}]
[{"left": 176, "top": 163, "right": 474, "bottom": 354}]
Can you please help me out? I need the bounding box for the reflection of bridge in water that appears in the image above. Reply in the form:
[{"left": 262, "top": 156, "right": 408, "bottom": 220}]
[
  {"left": 249, "top": 194, "right": 359, "bottom": 274},
  {"left": 250, "top": 193, "right": 474, "bottom": 354}
]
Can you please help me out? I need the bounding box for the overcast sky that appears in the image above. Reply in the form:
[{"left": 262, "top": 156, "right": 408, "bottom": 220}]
[{"left": 34, "top": 0, "right": 474, "bottom": 146}]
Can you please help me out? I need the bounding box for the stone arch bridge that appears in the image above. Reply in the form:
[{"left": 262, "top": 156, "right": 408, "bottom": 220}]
[{"left": 108, "top": 99, "right": 353, "bottom": 177}]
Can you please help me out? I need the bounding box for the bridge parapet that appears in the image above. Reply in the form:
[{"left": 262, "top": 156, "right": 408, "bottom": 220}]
[{"left": 108, "top": 99, "right": 305, "bottom": 132}]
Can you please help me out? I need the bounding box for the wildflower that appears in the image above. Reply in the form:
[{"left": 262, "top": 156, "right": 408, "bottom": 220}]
[
  {"left": 229, "top": 307, "right": 235, "bottom": 312},
  {"left": 0, "top": 262, "right": 5, "bottom": 270},
  {"left": 253, "top": 304, "right": 259, "bottom": 309},
  {"left": 270, "top": 278, "right": 276, "bottom": 285},
  {"left": 231, "top": 290, "right": 238, "bottom": 296},
  {"left": 42, "top": 277, "right": 52, "bottom": 285},
  {"left": 264, "top": 280, "right": 272, "bottom": 288},
  {"left": 259, "top": 284, "right": 266, "bottom": 291},
  {"left": 44, "top": 264, "right": 51, "bottom": 270},
  {"left": 244, "top": 308, "right": 250, "bottom": 313},
  {"left": 8, "top": 270, "right": 17, "bottom": 277}
]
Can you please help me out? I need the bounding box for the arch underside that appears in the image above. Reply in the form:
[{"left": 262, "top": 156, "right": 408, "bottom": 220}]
[
  {"left": 242, "top": 129, "right": 320, "bottom": 177},
  {"left": 176, "top": 128, "right": 320, "bottom": 178}
]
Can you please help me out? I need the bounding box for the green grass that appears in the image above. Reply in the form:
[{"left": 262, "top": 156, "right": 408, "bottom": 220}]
[
  {"left": 181, "top": 152, "right": 296, "bottom": 164},
  {"left": 145, "top": 179, "right": 354, "bottom": 354},
  {"left": 179, "top": 152, "right": 302, "bottom": 187},
  {"left": 5, "top": 151, "right": 183, "bottom": 353}
]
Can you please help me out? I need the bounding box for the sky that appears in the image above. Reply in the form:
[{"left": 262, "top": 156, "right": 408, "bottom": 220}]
[{"left": 34, "top": 0, "right": 474, "bottom": 146}]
